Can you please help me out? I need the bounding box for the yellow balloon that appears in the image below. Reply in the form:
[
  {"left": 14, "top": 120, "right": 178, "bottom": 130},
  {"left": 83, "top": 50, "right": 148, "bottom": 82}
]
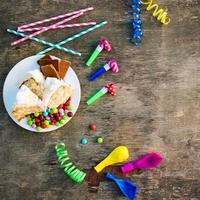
[{"left": 94, "top": 146, "right": 129, "bottom": 173}]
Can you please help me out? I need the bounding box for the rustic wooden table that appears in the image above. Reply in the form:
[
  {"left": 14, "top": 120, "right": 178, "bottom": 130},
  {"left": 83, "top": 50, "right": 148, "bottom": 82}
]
[{"left": 0, "top": 0, "right": 200, "bottom": 199}]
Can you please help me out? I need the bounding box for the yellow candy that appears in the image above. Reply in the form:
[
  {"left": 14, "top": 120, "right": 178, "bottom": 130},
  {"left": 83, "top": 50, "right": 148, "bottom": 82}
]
[{"left": 94, "top": 146, "right": 129, "bottom": 173}]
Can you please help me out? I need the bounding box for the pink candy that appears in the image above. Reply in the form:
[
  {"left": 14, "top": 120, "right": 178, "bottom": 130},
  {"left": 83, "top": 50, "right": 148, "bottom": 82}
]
[
  {"left": 58, "top": 108, "right": 64, "bottom": 114},
  {"left": 109, "top": 59, "right": 119, "bottom": 73},
  {"left": 32, "top": 124, "right": 37, "bottom": 129},
  {"left": 100, "top": 39, "right": 112, "bottom": 52}
]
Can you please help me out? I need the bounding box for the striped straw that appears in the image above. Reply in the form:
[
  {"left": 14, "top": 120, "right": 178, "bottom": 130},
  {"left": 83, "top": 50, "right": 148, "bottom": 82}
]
[
  {"left": 7, "top": 29, "right": 81, "bottom": 56},
  {"left": 36, "top": 21, "right": 108, "bottom": 55},
  {"left": 17, "top": 7, "right": 94, "bottom": 30},
  {"left": 18, "top": 22, "right": 97, "bottom": 32},
  {"left": 12, "top": 12, "right": 84, "bottom": 46}
]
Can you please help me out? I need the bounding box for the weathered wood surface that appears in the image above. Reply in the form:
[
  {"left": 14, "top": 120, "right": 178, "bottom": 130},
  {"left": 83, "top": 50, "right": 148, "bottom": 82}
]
[{"left": 0, "top": 0, "right": 200, "bottom": 199}]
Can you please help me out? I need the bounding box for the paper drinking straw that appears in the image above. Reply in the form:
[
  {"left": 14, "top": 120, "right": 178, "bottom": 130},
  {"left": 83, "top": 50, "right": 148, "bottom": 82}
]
[
  {"left": 36, "top": 21, "right": 108, "bottom": 55},
  {"left": 7, "top": 29, "right": 81, "bottom": 56},
  {"left": 12, "top": 12, "right": 84, "bottom": 46},
  {"left": 17, "top": 7, "right": 94, "bottom": 30},
  {"left": 18, "top": 22, "right": 97, "bottom": 32}
]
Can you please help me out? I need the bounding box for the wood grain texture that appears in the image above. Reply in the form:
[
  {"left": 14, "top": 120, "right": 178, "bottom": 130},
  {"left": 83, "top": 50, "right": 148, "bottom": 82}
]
[{"left": 0, "top": 0, "right": 200, "bottom": 199}]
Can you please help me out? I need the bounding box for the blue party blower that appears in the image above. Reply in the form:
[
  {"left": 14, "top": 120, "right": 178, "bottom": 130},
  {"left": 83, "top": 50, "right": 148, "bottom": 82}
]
[
  {"left": 106, "top": 172, "right": 137, "bottom": 200},
  {"left": 88, "top": 59, "right": 119, "bottom": 81}
]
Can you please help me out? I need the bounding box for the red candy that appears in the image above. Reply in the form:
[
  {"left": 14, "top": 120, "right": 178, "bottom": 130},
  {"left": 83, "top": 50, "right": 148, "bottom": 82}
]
[
  {"left": 67, "top": 112, "right": 73, "bottom": 117},
  {"left": 27, "top": 98, "right": 74, "bottom": 129},
  {"left": 89, "top": 124, "right": 97, "bottom": 131},
  {"left": 35, "top": 118, "right": 40, "bottom": 123},
  {"left": 58, "top": 104, "right": 64, "bottom": 109},
  {"left": 65, "top": 100, "right": 71, "bottom": 106}
]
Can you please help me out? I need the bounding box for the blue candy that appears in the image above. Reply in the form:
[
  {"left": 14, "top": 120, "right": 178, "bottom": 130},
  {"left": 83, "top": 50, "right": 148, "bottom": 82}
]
[
  {"left": 80, "top": 138, "right": 88, "bottom": 145},
  {"left": 43, "top": 111, "right": 49, "bottom": 117}
]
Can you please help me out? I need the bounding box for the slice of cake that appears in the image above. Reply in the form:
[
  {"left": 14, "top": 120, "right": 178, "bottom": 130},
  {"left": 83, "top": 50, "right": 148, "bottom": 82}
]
[
  {"left": 12, "top": 85, "right": 45, "bottom": 121},
  {"left": 43, "top": 77, "right": 74, "bottom": 108},
  {"left": 21, "top": 69, "right": 44, "bottom": 99}
]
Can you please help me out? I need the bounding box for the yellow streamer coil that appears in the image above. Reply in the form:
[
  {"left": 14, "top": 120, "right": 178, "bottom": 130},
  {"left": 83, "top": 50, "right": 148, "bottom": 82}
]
[{"left": 141, "top": 0, "right": 170, "bottom": 25}]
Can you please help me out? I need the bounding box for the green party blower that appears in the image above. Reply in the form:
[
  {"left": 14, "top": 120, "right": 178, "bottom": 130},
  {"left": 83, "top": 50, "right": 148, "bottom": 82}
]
[
  {"left": 86, "top": 83, "right": 116, "bottom": 105},
  {"left": 86, "top": 39, "right": 112, "bottom": 67}
]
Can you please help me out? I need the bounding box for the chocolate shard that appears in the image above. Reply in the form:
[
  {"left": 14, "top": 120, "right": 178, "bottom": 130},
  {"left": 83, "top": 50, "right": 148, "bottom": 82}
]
[
  {"left": 58, "top": 60, "right": 71, "bottom": 79},
  {"left": 40, "top": 64, "right": 60, "bottom": 79}
]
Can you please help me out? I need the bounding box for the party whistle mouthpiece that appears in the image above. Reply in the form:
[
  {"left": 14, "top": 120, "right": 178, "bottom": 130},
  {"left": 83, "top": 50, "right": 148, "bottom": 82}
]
[
  {"left": 86, "top": 39, "right": 112, "bottom": 67},
  {"left": 86, "top": 83, "right": 116, "bottom": 105},
  {"left": 120, "top": 152, "right": 163, "bottom": 173},
  {"left": 88, "top": 59, "right": 119, "bottom": 81},
  {"left": 94, "top": 146, "right": 129, "bottom": 173},
  {"left": 106, "top": 173, "right": 137, "bottom": 200}
]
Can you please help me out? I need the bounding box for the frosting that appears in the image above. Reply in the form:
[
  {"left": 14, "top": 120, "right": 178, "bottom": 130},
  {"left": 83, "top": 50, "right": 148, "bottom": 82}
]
[
  {"left": 15, "top": 85, "right": 44, "bottom": 107},
  {"left": 108, "top": 59, "right": 119, "bottom": 73},
  {"left": 27, "top": 69, "right": 45, "bottom": 83},
  {"left": 99, "top": 39, "right": 112, "bottom": 52},
  {"left": 42, "top": 77, "right": 73, "bottom": 108}
]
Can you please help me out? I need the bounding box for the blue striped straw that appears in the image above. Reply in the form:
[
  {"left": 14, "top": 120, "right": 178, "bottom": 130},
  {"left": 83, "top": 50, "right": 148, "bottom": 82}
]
[
  {"left": 36, "top": 21, "right": 108, "bottom": 55},
  {"left": 7, "top": 29, "right": 81, "bottom": 56}
]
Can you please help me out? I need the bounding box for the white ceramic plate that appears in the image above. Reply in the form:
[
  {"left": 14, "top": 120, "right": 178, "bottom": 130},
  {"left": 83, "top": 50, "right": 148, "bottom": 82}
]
[{"left": 3, "top": 55, "right": 81, "bottom": 132}]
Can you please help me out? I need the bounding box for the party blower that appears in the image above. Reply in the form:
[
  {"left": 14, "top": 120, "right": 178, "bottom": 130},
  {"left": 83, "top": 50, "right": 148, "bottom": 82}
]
[
  {"left": 86, "top": 83, "right": 116, "bottom": 105},
  {"left": 106, "top": 173, "right": 137, "bottom": 200},
  {"left": 121, "top": 152, "right": 163, "bottom": 173},
  {"left": 86, "top": 39, "right": 112, "bottom": 67},
  {"left": 88, "top": 59, "right": 119, "bottom": 81},
  {"left": 94, "top": 146, "right": 129, "bottom": 173}
]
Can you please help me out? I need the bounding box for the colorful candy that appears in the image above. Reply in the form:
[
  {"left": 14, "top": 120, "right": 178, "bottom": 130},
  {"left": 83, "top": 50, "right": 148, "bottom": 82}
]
[
  {"left": 86, "top": 83, "right": 116, "bottom": 105},
  {"left": 94, "top": 146, "right": 129, "bottom": 173},
  {"left": 88, "top": 59, "right": 119, "bottom": 81},
  {"left": 97, "top": 137, "right": 103, "bottom": 144},
  {"left": 86, "top": 39, "right": 112, "bottom": 67},
  {"left": 80, "top": 138, "right": 88, "bottom": 145},
  {"left": 89, "top": 124, "right": 97, "bottom": 131},
  {"left": 26, "top": 98, "right": 74, "bottom": 131}
]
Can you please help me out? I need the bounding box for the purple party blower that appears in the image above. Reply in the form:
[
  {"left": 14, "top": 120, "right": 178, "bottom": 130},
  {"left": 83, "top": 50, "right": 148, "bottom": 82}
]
[
  {"left": 120, "top": 152, "right": 163, "bottom": 174},
  {"left": 88, "top": 59, "right": 119, "bottom": 81}
]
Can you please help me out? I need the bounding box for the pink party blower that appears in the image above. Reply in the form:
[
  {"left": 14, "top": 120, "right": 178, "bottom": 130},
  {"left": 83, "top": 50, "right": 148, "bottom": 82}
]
[
  {"left": 86, "top": 39, "right": 112, "bottom": 67},
  {"left": 120, "top": 152, "right": 163, "bottom": 173},
  {"left": 88, "top": 59, "right": 119, "bottom": 81}
]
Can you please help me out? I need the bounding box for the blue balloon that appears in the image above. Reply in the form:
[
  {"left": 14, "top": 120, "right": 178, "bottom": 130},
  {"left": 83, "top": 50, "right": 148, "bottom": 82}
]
[{"left": 106, "top": 173, "right": 137, "bottom": 200}]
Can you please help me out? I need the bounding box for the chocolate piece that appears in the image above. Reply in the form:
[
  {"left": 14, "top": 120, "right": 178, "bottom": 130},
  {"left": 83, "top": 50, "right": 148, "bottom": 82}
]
[
  {"left": 37, "top": 55, "right": 52, "bottom": 65},
  {"left": 38, "top": 59, "right": 59, "bottom": 70},
  {"left": 40, "top": 64, "right": 60, "bottom": 79},
  {"left": 58, "top": 60, "right": 71, "bottom": 79}
]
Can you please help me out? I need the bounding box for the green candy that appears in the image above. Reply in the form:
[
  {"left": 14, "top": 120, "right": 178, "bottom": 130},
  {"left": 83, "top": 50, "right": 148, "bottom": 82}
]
[
  {"left": 67, "top": 105, "right": 74, "bottom": 111},
  {"left": 51, "top": 107, "right": 58, "bottom": 114},
  {"left": 97, "top": 137, "right": 103, "bottom": 144},
  {"left": 36, "top": 126, "right": 42, "bottom": 132},
  {"left": 62, "top": 115, "right": 68, "bottom": 120},
  {"left": 60, "top": 119, "right": 66, "bottom": 124},
  {"left": 27, "top": 120, "right": 33, "bottom": 126},
  {"left": 55, "top": 122, "right": 61, "bottom": 126},
  {"left": 32, "top": 119, "right": 36, "bottom": 123},
  {"left": 34, "top": 112, "right": 40, "bottom": 117}
]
